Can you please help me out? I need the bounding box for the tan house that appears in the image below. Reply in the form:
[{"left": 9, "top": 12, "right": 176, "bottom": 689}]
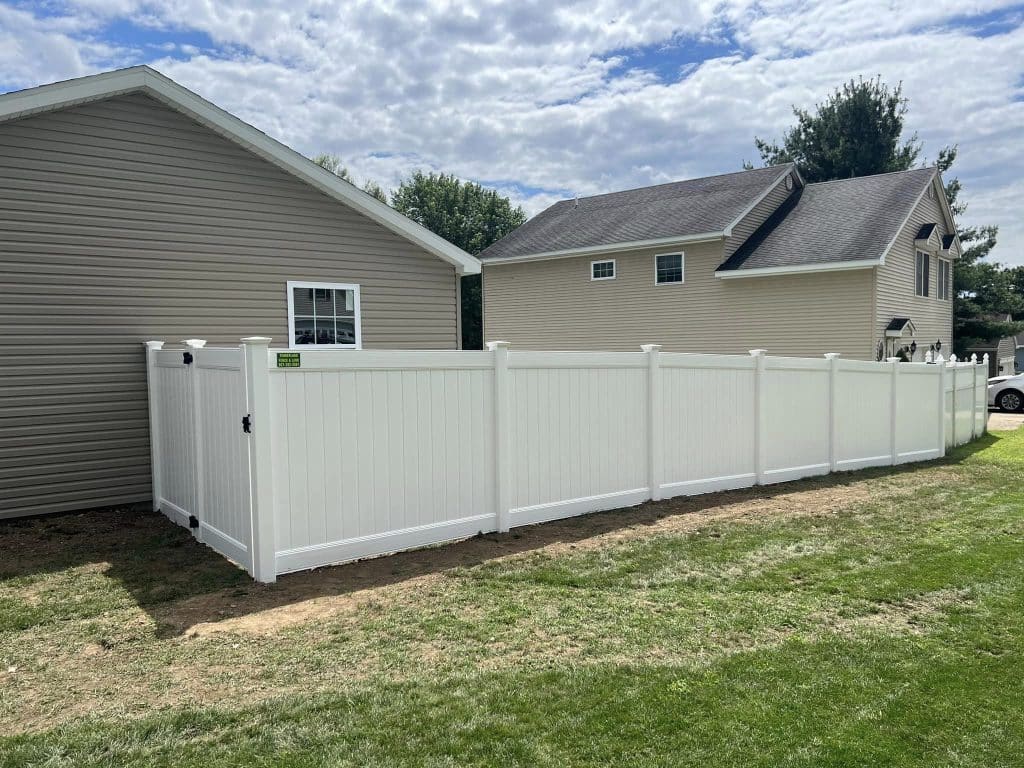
[
  {"left": 481, "top": 164, "right": 958, "bottom": 363},
  {"left": 0, "top": 67, "right": 479, "bottom": 519}
]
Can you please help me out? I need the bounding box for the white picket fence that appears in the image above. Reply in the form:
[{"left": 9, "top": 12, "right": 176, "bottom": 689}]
[{"left": 144, "top": 338, "right": 990, "bottom": 582}]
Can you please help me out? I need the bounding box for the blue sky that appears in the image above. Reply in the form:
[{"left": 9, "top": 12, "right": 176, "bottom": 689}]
[{"left": 1, "top": 0, "right": 1023, "bottom": 264}]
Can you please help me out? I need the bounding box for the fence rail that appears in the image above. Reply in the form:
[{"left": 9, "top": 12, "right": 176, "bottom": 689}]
[{"left": 145, "top": 339, "right": 990, "bottom": 581}]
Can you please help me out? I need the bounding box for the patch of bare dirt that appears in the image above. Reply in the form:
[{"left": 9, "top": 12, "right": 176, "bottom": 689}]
[{"left": 160, "top": 464, "right": 956, "bottom": 638}]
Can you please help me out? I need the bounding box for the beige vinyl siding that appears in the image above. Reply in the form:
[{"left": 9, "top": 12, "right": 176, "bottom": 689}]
[
  {"left": 874, "top": 186, "right": 955, "bottom": 359},
  {"left": 0, "top": 93, "right": 457, "bottom": 518},
  {"left": 484, "top": 240, "right": 874, "bottom": 359},
  {"left": 722, "top": 172, "right": 795, "bottom": 258}
]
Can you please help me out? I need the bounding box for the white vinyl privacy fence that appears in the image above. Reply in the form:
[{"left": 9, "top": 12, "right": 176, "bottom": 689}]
[{"left": 145, "top": 339, "right": 990, "bottom": 582}]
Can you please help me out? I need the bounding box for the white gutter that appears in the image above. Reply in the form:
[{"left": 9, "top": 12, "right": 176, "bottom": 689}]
[
  {"left": 715, "top": 258, "right": 881, "bottom": 279},
  {"left": 483, "top": 231, "right": 726, "bottom": 265}
]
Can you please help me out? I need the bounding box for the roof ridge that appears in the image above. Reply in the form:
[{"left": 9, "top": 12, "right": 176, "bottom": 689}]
[
  {"left": 560, "top": 163, "right": 794, "bottom": 205},
  {"left": 805, "top": 166, "right": 936, "bottom": 188}
]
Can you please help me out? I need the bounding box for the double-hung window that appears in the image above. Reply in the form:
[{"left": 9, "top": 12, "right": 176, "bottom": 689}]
[
  {"left": 655, "top": 253, "right": 684, "bottom": 285},
  {"left": 914, "top": 251, "right": 930, "bottom": 297},
  {"left": 287, "top": 281, "right": 362, "bottom": 348},
  {"left": 937, "top": 259, "right": 951, "bottom": 300}
]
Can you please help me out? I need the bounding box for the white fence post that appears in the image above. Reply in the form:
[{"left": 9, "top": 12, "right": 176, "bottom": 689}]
[
  {"left": 970, "top": 354, "right": 979, "bottom": 440},
  {"left": 642, "top": 344, "right": 663, "bottom": 501},
  {"left": 950, "top": 357, "right": 958, "bottom": 448},
  {"left": 487, "top": 341, "right": 512, "bottom": 533},
  {"left": 183, "top": 339, "right": 207, "bottom": 538},
  {"left": 750, "top": 349, "right": 767, "bottom": 484},
  {"left": 143, "top": 341, "right": 165, "bottom": 512},
  {"left": 824, "top": 353, "right": 840, "bottom": 472},
  {"left": 937, "top": 359, "right": 947, "bottom": 457},
  {"left": 886, "top": 357, "right": 900, "bottom": 465},
  {"left": 242, "top": 337, "right": 276, "bottom": 583},
  {"left": 982, "top": 354, "right": 990, "bottom": 434}
]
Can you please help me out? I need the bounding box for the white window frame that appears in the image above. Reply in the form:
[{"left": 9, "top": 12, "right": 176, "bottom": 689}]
[
  {"left": 937, "top": 258, "right": 951, "bottom": 301},
  {"left": 591, "top": 259, "right": 616, "bottom": 281},
  {"left": 287, "top": 280, "right": 362, "bottom": 350},
  {"left": 914, "top": 250, "right": 930, "bottom": 298},
  {"left": 654, "top": 252, "right": 684, "bottom": 285}
]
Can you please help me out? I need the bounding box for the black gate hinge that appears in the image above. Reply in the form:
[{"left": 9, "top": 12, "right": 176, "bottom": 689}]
[
  {"left": 188, "top": 515, "right": 199, "bottom": 529},
  {"left": 183, "top": 351, "right": 194, "bottom": 365},
  {"left": 242, "top": 414, "right": 252, "bottom": 433}
]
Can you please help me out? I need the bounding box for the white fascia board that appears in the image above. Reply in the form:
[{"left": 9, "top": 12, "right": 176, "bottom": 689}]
[
  {"left": 722, "top": 164, "right": 796, "bottom": 237},
  {"left": 715, "top": 258, "right": 881, "bottom": 279},
  {"left": 0, "top": 66, "right": 480, "bottom": 275},
  {"left": 482, "top": 232, "right": 725, "bottom": 265}
]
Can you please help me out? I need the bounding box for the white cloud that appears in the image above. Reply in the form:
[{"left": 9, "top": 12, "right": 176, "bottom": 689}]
[{"left": 0, "top": 0, "right": 1022, "bottom": 263}]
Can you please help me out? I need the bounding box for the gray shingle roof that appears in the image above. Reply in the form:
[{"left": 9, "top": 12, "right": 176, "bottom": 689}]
[
  {"left": 478, "top": 164, "right": 792, "bottom": 261},
  {"left": 717, "top": 167, "right": 937, "bottom": 272}
]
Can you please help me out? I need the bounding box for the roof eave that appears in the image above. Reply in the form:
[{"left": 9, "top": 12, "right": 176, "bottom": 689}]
[
  {"left": 0, "top": 66, "right": 480, "bottom": 275},
  {"left": 714, "top": 258, "right": 882, "bottom": 279},
  {"left": 481, "top": 231, "right": 727, "bottom": 265}
]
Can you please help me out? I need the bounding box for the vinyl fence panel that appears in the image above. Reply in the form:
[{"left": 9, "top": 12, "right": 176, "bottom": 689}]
[
  {"left": 834, "top": 359, "right": 895, "bottom": 471},
  {"left": 507, "top": 352, "right": 648, "bottom": 525},
  {"left": 761, "top": 356, "right": 831, "bottom": 483},
  {"left": 146, "top": 342, "right": 989, "bottom": 582},
  {"left": 267, "top": 352, "right": 496, "bottom": 574},
  {"left": 659, "top": 353, "right": 757, "bottom": 496}
]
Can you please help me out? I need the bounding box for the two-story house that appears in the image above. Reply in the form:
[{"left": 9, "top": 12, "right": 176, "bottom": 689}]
[{"left": 480, "top": 164, "right": 959, "bottom": 361}]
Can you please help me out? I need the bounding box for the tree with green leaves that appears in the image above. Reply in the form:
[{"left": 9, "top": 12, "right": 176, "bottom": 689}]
[
  {"left": 312, "top": 153, "right": 388, "bottom": 202},
  {"left": 391, "top": 171, "right": 526, "bottom": 349},
  {"left": 749, "top": 77, "right": 1022, "bottom": 355}
]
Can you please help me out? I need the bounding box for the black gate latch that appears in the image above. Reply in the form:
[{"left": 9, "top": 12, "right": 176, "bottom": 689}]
[
  {"left": 242, "top": 414, "right": 252, "bottom": 433},
  {"left": 183, "top": 351, "right": 194, "bottom": 365},
  {"left": 188, "top": 515, "right": 199, "bottom": 529}
]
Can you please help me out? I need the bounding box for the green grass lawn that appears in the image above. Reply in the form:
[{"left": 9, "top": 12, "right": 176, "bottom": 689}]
[{"left": 1, "top": 429, "right": 1022, "bottom": 767}]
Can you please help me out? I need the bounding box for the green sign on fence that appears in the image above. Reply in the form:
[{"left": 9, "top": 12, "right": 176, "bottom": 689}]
[{"left": 276, "top": 352, "right": 301, "bottom": 368}]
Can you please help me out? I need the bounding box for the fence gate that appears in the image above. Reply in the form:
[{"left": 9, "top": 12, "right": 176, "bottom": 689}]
[{"left": 145, "top": 342, "right": 254, "bottom": 574}]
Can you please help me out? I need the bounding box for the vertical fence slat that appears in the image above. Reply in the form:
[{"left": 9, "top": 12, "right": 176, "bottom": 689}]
[
  {"left": 825, "top": 353, "right": 840, "bottom": 472},
  {"left": 243, "top": 337, "right": 276, "bottom": 583},
  {"left": 487, "top": 341, "right": 511, "bottom": 533},
  {"left": 642, "top": 344, "right": 662, "bottom": 501},
  {"left": 886, "top": 357, "right": 900, "bottom": 465},
  {"left": 750, "top": 349, "right": 767, "bottom": 484},
  {"left": 143, "top": 341, "right": 165, "bottom": 512},
  {"left": 184, "top": 339, "right": 206, "bottom": 539}
]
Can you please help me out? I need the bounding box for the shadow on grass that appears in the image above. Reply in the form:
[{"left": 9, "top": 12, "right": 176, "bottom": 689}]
[{"left": 0, "top": 439, "right": 999, "bottom": 638}]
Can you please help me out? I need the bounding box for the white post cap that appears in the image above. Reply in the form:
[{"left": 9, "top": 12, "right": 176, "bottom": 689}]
[
  {"left": 182, "top": 339, "right": 206, "bottom": 348},
  {"left": 241, "top": 336, "right": 273, "bottom": 345},
  {"left": 143, "top": 340, "right": 165, "bottom": 350},
  {"left": 640, "top": 344, "right": 662, "bottom": 352},
  {"left": 485, "top": 340, "right": 511, "bottom": 350},
  {"left": 748, "top": 349, "right": 767, "bottom": 357},
  {"left": 824, "top": 352, "right": 841, "bottom": 360},
  {"left": 886, "top": 357, "right": 901, "bottom": 363}
]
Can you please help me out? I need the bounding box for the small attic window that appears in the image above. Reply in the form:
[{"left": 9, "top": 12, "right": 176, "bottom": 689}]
[
  {"left": 591, "top": 260, "right": 616, "bottom": 281},
  {"left": 927, "top": 185, "right": 936, "bottom": 200}
]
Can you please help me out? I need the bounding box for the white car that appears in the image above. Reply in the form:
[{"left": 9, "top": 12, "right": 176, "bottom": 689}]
[{"left": 988, "top": 373, "right": 1024, "bottom": 412}]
